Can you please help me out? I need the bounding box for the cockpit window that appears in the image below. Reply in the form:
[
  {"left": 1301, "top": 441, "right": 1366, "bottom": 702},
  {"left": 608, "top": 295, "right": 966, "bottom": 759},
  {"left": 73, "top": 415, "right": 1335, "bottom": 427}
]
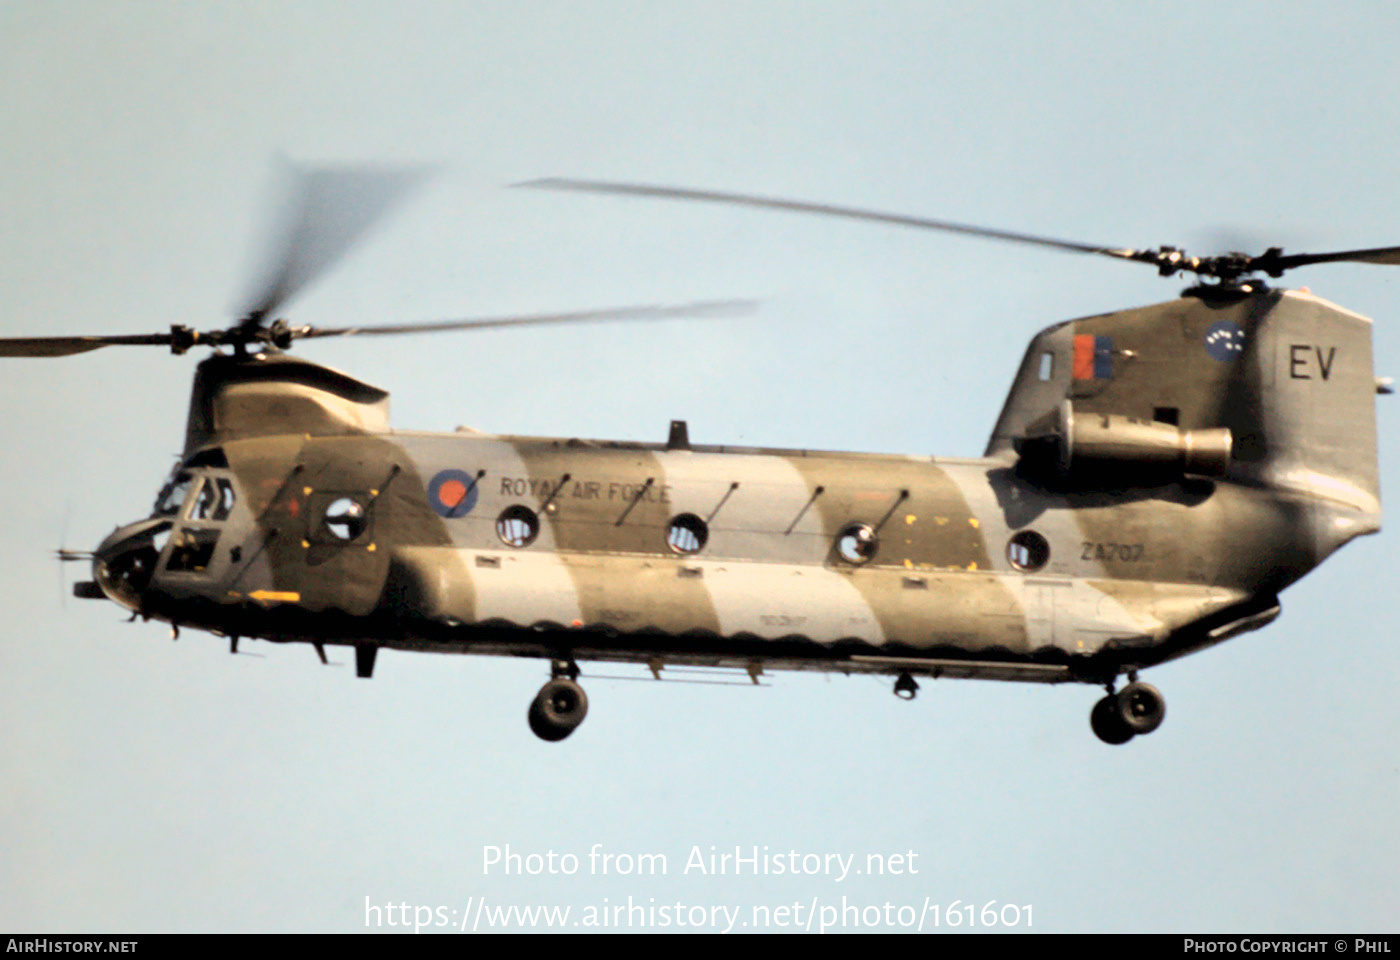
[
  {"left": 155, "top": 472, "right": 236, "bottom": 521},
  {"left": 190, "top": 478, "right": 236, "bottom": 521},
  {"left": 192, "top": 480, "right": 217, "bottom": 520},
  {"left": 166, "top": 528, "right": 220, "bottom": 573},
  {"left": 154, "top": 473, "right": 194, "bottom": 517},
  {"left": 212, "top": 479, "right": 236, "bottom": 520}
]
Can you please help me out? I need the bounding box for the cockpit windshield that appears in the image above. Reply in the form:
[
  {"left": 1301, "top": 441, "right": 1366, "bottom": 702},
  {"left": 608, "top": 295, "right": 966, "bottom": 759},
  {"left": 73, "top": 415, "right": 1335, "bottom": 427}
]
[
  {"left": 153, "top": 472, "right": 194, "bottom": 517},
  {"left": 153, "top": 472, "right": 237, "bottom": 520}
]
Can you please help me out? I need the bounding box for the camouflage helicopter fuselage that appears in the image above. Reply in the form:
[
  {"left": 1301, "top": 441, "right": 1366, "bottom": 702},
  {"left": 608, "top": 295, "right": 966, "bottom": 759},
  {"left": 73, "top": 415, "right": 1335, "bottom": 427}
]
[{"left": 89, "top": 287, "right": 1383, "bottom": 740}]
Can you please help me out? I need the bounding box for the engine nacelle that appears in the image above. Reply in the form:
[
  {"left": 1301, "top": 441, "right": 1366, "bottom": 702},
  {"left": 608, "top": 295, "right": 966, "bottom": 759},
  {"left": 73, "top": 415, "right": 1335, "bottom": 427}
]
[{"left": 1021, "top": 400, "right": 1232, "bottom": 481}]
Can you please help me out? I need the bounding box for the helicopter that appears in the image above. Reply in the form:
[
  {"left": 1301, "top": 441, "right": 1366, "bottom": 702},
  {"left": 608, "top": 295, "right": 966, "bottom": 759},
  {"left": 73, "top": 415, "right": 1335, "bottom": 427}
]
[{"left": 10, "top": 169, "right": 1389, "bottom": 745}]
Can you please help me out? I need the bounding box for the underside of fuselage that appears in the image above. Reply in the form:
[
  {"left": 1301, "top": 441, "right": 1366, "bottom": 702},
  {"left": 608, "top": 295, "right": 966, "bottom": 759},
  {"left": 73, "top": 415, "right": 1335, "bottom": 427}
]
[{"left": 120, "top": 549, "right": 1283, "bottom": 687}]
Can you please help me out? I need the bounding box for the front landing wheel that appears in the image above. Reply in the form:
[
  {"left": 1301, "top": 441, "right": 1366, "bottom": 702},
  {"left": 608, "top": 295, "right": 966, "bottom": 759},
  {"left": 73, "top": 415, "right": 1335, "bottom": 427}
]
[
  {"left": 1091, "top": 695, "right": 1135, "bottom": 745},
  {"left": 528, "top": 677, "right": 589, "bottom": 742}
]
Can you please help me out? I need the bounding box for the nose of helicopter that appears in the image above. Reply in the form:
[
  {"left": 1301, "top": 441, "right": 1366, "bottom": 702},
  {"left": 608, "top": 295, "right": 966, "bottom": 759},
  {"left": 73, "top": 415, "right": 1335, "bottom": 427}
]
[{"left": 91, "top": 518, "right": 172, "bottom": 612}]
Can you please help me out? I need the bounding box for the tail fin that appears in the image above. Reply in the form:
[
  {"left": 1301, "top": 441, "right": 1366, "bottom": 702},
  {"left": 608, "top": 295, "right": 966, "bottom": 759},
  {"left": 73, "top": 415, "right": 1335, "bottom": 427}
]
[{"left": 989, "top": 288, "right": 1381, "bottom": 555}]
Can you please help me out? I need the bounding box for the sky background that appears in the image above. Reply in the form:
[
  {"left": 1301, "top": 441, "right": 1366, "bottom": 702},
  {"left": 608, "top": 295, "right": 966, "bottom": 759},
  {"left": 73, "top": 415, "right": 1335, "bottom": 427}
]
[{"left": 1, "top": 1, "right": 1397, "bottom": 934}]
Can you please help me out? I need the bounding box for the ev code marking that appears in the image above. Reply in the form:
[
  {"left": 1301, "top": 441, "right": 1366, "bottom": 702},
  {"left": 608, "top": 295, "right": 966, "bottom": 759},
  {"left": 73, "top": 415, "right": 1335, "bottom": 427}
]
[{"left": 1289, "top": 344, "right": 1337, "bottom": 380}]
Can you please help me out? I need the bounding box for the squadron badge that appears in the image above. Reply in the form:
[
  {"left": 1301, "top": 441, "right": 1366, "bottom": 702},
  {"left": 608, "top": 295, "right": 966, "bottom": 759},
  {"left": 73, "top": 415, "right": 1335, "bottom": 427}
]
[{"left": 1203, "top": 320, "right": 1246, "bottom": 362}]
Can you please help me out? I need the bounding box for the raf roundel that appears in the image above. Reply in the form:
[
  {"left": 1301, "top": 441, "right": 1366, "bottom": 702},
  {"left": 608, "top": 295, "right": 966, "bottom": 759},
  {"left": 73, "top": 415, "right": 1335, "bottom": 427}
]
[
  {"left": 427, "top": 469, "right": 480, "bottom": 518},
  {"left": 1203, "top": 319, "right": 1246, "bottom": 362}
]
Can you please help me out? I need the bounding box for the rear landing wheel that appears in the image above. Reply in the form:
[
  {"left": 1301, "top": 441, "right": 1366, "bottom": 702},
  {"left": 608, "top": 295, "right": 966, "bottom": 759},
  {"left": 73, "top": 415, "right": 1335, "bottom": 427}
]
[
  {"left": 1091, "top": 695, "right": 1135, "bottom": 745},
  {"left": 528, "top": 677, "right": 589, "bottom": 742},
  {"left": 1116, "top": 681, "right": 1166, "bottom": 735}
]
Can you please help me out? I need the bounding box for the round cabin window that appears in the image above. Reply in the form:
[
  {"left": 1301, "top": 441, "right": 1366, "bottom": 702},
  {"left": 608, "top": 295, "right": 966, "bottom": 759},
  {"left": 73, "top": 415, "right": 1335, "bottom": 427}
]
[
  {"left": 1007, "top": 530, "right": 1050, "bottom": 571},
  {"left": 496, "top": 505, "right": 540, "bottom": 548},
  {"left": 323, "top": 497, "right": 368, "bottom": 541},
  {"left": 666, "top": 513, "right": 709, "bottom": 554},
  {"left": 836, "top": 522, "right": 878, "bottom": 564}
]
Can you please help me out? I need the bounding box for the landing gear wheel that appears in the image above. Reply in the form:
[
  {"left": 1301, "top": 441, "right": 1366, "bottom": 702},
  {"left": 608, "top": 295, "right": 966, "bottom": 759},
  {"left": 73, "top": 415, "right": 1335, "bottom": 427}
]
[
  {"left": 1091, "top": 695, "right": 1135, "bottom": 745},
  {"left": 528, "top": 677, "right": 589, "bottom": 742},
  {"left": 1115, "top": 681, "right": 1166, "bottom": 735}
]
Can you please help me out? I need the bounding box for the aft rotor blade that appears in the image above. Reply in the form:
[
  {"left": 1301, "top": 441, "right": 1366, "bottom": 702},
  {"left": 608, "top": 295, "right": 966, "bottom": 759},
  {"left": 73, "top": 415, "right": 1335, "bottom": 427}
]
[
  {"left": 296, "top": 299, "right": 756, "bottom": 340},
  {"left": 0, "top": 333, "right": 172, "bottom": 357},
  {"left": 520, "top": 178, "right": 1141, "bottom": 262},
  {"left": 237, "top": 160, "right": 434, "bottom": 323},
  {"left": 1260, "top": 244, "right": 1400, "bottom": 274}
]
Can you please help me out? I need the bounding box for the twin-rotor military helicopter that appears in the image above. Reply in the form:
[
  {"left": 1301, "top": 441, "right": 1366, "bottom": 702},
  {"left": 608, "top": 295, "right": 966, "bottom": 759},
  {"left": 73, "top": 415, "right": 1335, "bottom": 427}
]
[{"left": 13, "top": 168, "right": 1389, "bottom": 744}]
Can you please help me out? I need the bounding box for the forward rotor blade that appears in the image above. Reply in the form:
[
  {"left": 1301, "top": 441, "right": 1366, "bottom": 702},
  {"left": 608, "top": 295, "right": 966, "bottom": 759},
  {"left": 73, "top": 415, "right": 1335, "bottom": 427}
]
[
  {"left": 295, "top": 299, "right": 756, "bottom": 341},
  {"left": 519, "top": 178, "right": 1140, "bottom": 261},
  {"left": 237, "top": 160, "right": 434, "bottom": 322},
  {"left": 0, "top": 333, "right": 172, "bottom": 357}
]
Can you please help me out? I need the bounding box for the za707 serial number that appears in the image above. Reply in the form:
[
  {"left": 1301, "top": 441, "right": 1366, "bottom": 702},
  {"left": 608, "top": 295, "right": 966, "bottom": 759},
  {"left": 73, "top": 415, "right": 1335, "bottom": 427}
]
[{"left": 928, "top": 901, "right": 1032, "bottom": 927}]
